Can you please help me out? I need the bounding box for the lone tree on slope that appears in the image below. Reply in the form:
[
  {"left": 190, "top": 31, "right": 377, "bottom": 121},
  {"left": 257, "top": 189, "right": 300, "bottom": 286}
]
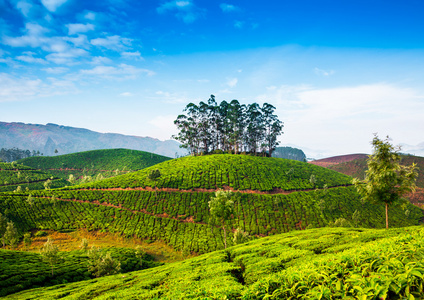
[
  {"left": 208, "top": 189, "right": 234, "bottom": 249},
  {"left": 353, "top": 135, "right": 418, "bottom": 229}
]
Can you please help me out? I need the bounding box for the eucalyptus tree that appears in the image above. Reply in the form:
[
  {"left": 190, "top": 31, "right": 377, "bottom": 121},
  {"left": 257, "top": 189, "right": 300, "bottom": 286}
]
[
  {"left": 245, "top": 103, "right": 264, "bottom": 155},
  {"left": 262, "top": 103, "right": 284, "bottom": 157}
]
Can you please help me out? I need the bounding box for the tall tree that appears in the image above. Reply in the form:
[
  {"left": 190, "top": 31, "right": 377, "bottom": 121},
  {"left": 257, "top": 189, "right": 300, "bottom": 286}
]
[
  {"left": 40, "top": 238, "right": 61, "bottom": 276},
  {"left": 3, "top": 221, "right": 19, "bottom": 249},
  {"left": 353, "top": 135, "right": 418, "bottom": 229},
  {"left": 262, "top": 103, "right": 284, "bottom": 157},
  {"left": 208, "top": 190, "right": 234, "bottom": 249},
  {"left": 0, "top": 213, "right": 9, "bottom": 248},
  {"left": 245, "top": 103, "right": 264, "bottom": 155}
]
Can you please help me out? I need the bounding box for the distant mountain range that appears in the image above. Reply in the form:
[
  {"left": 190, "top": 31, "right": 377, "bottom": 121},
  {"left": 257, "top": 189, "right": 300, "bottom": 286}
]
[{"left": 0, "top": 122, "right": 186, "bottom": 158}]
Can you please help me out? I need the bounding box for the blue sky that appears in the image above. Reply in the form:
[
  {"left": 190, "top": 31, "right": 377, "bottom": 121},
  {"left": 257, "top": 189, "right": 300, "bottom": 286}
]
[{"left": 1, "top": 0, "right": 424, "bottom": 157}]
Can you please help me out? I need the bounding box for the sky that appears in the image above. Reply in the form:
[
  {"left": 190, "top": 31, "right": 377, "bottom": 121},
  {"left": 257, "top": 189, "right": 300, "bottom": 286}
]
[{"left": 1, "top": 0, "right": 424, "bottom": 158}]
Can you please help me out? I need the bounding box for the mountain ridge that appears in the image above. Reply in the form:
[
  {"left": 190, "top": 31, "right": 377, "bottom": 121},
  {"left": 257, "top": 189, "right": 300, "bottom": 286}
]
[{"left": 0, "top": 121, "right": 186, "bottom": 158}]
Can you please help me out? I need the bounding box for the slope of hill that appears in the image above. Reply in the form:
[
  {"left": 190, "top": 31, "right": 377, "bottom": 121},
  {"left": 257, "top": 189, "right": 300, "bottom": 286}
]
[
  {"left": 0, "top": 162, "right": 68, "bottom": 192},
  {"left": 6, "top": 226, "right": 424, "bottom": 299},
  {"left": 323, "top": 154, "right": 424, "bottom": 207},
  {"left": 83, "top": 154, "right": 353, "bottom": 191},
  {"left": 17, "top": 149, "right": 172, "bottom": 183},
  {"left": 310, "top": 154, "right": 369, "bottom": 168},
  {"left": 1, "top": 155, "right": 421, "bottom": 255},
  {"left": 0, "top": 121, "right": 185, "bottom": 158}
]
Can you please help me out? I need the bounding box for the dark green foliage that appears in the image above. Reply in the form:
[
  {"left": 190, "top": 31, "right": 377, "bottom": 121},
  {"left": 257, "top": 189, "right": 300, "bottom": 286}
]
[
  {"left": 82, "top": 154, "right": 352, "bottom": 191},
  {"left": 0, "top": 185, "right": 421, "bottom": 254},
  {"left": 7, "top": 226, "right": 424, "bottom": 299},
  {"left": 173, "top": 97, "right": 283, "bottom": 156},
  {"left": 0, "top": 247, "right": 158, "bottom": 297},
  {"left": 0, "top": 147, "right": 35, "bottom": 163}
]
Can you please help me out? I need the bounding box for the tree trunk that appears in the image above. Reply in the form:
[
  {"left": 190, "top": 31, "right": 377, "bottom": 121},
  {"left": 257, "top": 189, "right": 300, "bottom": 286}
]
[
  {"left": 223, "top": 225, "right": 227, "bottom": 249},
  {"left": 385, "top": 203, "right": 389, "bottom": 229}
]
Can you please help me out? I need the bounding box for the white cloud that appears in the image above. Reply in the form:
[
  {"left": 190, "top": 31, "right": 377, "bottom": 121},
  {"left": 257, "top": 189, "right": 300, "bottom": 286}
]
[
  {"left": 91, "top": 35, "right": 132, "bottom": 51},
  {"left": 119, "top": 92, "right": 134, "bottom": 97},
  {"left": 66, "top": 23, "right": 94, "bottom": 35},
  {"left": 42, "top": 67, "right": 69, "bottom": 74},
  {"left": 40, "top": 0, "right": 68, "bottom": 12},
  {"left": 121, "top": 51, "right": 143, "bottom": 60},
  {"left": 155, "top": 90, "right": 188, "bottom": 104},
  {"left": 157, "top": 0, "right": 204, "bottom": 24},
  {"left": 0, "top": 73, "right": 77, "bottom": 102},
  {"left": 91, "top": 56, "right": 113, "bottom": 64},
  {"left": 234, "top": 20, "right": 244, "bottom": 29},
  {"left": 256, "top": 83, "right": 424, "bottom": 156},
  {"left": 220, "top": 3, "right": 240, "bottom": 13},
  {"left": 84, "top": 11, "right": 96, "bottom": 20},
  {"left": 314, "top": 67, "right": 335, "bottom": 76},
  {"left": 80, "top": 64, "right": 155, "bottom": 80},
  {"left": 16, "top": 0, "right": 33, "bottom": 17},
  {"left": 46, "top": 47, "right": 88, "bottom": 64},
  {"left": 16, "top": 51, "right": 47, "bottom": 64},
  {"left": 226, "top": 77, "right": 238, "bottom": 87}
]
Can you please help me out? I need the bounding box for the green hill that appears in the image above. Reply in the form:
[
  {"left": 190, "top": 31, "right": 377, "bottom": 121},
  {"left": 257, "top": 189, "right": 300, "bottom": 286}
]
[
  {"left": 6, "top": 226, "right": 424, "bottom": 299},
  {"left": 17, "top": 149, "right": 172, "bottom": 184},
  {"left": 82, "top": 154, "right": 352, "bottom": 191},
  {"left": 0, "top": 162, "right": 68, "bottom": 192},
  {"left": 1, "top": 155, "right": 421, "bottom": 255}
]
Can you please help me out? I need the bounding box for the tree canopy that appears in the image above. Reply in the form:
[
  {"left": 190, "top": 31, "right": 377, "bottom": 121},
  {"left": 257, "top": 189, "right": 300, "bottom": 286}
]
[{"left": 173, "top": 95, "right": 284, "bottom": 156}]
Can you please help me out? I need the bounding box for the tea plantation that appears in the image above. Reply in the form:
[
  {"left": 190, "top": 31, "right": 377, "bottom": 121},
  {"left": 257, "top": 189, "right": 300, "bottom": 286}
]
[
  {"left": 17, "top": 149, "right": 172, "bottom": 183},
  {"left": 0, "top": 155, "right": 421, "bottom": 254},
  {"left": 0, "top": 162, "right": 68, "bottom": 192},
  {"left": 6, "top": 226, "right": 424, "bottom": 299},
  {"left": 0, "top": 247, "right": 159, "bottom": 297},
  {"left": 81, "top": 154, "right": 352, "bottom": 191}
]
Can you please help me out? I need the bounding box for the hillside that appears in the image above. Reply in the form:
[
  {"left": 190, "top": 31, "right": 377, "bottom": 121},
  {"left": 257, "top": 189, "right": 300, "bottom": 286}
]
[
  {"left": 310, "top": 153, "right": 369, "bottom": 168},
  {"left": 1, "top": 155, "right": 421, "bottom": 256},
  {"left": 320, "top": 154, "right": 424, "bottom": 207},
  {"left": 83, "top": 154, "right": 353, "bottom": 191},
  {"left": 0, "top": 121, "right": 186, "bottom": 158},
  {"left": 17, "top": 149, "right": 172, "bottom": 183},
  {"left": 0, "top": 162, "right": 68, "bottom": 192},
  {"left": 6, "top": 226, "right": 424, "bottom": 299}
]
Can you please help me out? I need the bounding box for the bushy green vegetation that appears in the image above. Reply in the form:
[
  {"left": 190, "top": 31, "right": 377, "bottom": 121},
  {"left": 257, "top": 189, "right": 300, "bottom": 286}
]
[
  {"left": 82, "top": 154, "right": 352, "bottom": 191},
  {"left": 6, "top": 226, "right": 424, "bottom": 299},
  {"left": 17, "top": 149, "right": 171, "bottom": 184},
  {"left": 1, "top": 184, "right": 421, "bottom": 254},
  {"left": 0, "top": 246, "right": 159, "bottom": 297},
  {"left": 0, "top": 162, "right": 68, "bottom": 192}
]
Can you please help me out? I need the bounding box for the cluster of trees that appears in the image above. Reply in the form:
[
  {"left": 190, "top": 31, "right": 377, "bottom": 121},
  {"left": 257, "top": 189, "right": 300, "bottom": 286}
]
[
  {"left": 173, "top": 95, "right": 284, "bottom": 156},
  {"left": 0, "top": 148, "right": 40, "bottom": 162}
]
